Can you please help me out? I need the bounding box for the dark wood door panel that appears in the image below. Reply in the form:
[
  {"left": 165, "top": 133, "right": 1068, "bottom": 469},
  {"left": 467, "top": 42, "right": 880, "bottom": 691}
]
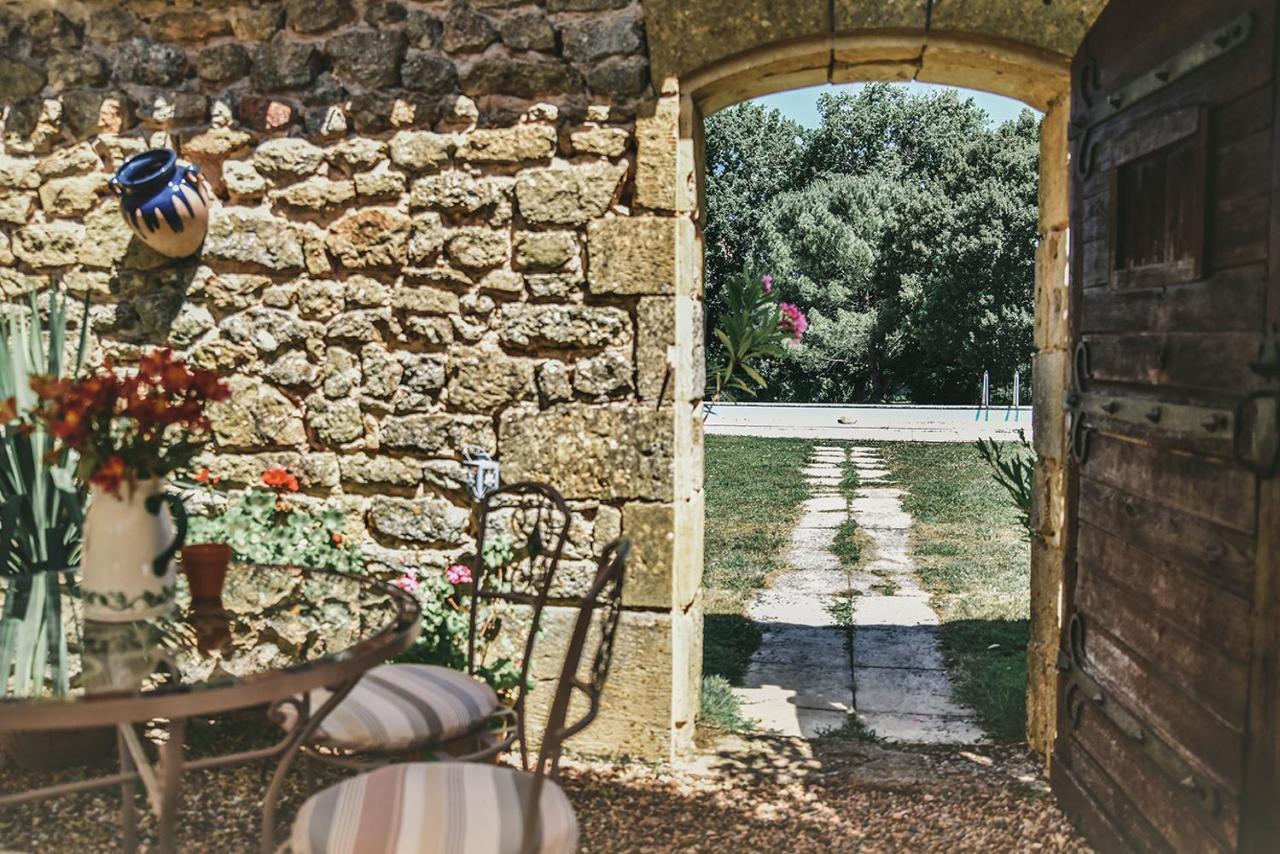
[
  {"left": 1053, "top": 750, "right": 1169, "bottom": 854},
  {"left": 1062, "top": 0, "right": 1275, "bottom": 848},
  {"left": 1067, "top": 705, "right": 1238, "bottom": 852},
  {"left": 1077, "top": 522, "right": 1253, "bottom": 659},
  {"left": 1080, "top": 266, "right": 1266, "bottom": 335},
  {"left": 1079, "top": 432, "right": 1257, "bottom": 535},
  {"left": 1077, "top": 578, "right": 1250, "bottom": 745},
  {"left": 1081, "top": 332, "right": 1260, "bottom": 397},
  {"left": 1077, "top": 477, "right": 1256, "bottom": 599}
]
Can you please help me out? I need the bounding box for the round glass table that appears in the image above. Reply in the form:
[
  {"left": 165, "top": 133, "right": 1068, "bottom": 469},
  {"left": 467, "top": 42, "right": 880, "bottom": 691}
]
[{"left": 0, "top": 563, "right": 420, "bottom": 854}]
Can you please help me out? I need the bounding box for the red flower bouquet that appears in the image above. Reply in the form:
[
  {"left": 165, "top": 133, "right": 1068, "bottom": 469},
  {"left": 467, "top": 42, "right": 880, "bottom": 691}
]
[{"left": 30, "top": 349, "right": 229, "bottom": 496}]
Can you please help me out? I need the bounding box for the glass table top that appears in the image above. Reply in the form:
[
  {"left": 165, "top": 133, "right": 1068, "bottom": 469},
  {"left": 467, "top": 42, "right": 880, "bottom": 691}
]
[{"left": 0, "top": 564, "right": 417, "bottom": 707}]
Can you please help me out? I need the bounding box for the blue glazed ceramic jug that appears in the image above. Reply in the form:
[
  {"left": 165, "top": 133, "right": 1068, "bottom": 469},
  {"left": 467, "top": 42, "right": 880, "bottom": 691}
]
[{"left": 109, "top": 148, "right": 212, "bottom": 259}]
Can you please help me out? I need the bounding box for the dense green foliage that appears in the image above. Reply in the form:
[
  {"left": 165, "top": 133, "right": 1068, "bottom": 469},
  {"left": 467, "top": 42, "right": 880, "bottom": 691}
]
[
  {"left": 188, "top": 489, "right": 363, "bottom": 574},
  {"left": 705, "top": 84, "right": 1040, "bottom": 403}
]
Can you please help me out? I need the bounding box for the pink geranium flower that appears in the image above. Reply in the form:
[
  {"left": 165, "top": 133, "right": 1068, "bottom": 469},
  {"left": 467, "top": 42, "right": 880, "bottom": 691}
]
[
  {"left": 446, "top": 563, "right": 473, "bottom": 585},
  {"left": 761, "top": 273, "right": 773, "bottom": 293},
  {"left": 393, "top": 570, "right": 419, "bottom": 592},
  {"left": 778, "top": 302, "right": 809, "bottom": 343}
]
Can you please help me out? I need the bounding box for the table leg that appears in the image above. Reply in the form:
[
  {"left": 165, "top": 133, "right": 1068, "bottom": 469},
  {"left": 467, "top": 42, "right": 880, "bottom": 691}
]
[
  {"left": 260, "top": 678, "right": 360, "bottom": 854},
  {"left": 158, "top": 717, "right": 187, "bottom": 854},
  {"left": 117, "top": 727, "right": 138, "bottom": 854}
]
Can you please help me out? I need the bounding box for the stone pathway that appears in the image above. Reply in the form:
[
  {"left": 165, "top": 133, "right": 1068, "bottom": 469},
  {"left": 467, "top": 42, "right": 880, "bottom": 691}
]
[
  {"left": 734, "top": 445, "right": 854, "bottom": 737},
  {"left": 846, "top": 446, "right": 984, "bottom": 744},
  {"left": 732, "top": 444, "right": 983, "bottom": 744}
]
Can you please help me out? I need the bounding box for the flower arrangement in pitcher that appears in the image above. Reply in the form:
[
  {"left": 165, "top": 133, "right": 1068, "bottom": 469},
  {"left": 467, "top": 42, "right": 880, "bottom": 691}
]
[{"left": 29, "top": 349, "right": 229, "bottom": 496}]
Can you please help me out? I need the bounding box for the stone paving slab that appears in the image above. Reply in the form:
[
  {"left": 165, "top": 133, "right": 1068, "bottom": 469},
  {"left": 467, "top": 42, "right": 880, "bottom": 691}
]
[
  {"left": 736, "top": 686, "right": 850, "bottom": 738},
  {"left": 853, "top": 666, "right": 977, "bottom": 718},
  {"left": 852, "top": 627, "right": 948, "bottom": 670},
  {"left": 853, "top": 593, "right": 939, "bottom": 627},
  {"left": 856, "top": 711, "right": 986, "bottom": 743}
]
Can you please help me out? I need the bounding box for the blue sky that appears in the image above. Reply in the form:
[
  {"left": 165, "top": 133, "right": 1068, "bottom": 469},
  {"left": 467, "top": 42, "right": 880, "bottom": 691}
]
[{"left": 752, "top": 81, "right": 1037, "bottom": 128}]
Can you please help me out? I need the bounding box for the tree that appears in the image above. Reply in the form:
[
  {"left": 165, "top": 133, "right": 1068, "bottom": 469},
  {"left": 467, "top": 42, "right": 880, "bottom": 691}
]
[{"left": 703, "top": 83, "right": 1040, "bottom": 404}]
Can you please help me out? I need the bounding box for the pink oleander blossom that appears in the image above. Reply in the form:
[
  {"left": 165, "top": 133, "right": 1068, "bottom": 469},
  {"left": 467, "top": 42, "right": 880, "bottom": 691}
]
[
  {"left": 761, "top": 273, "right": 773, "bottom": 293},
  {"left": 778, "top": 302, "right": 808, "bottom": 343},
  {"left": 446, "top": 563, "right": 473, "bottom": 585},
  {"left": 393, "top": 570, "right": 419, "bottom": 592}
]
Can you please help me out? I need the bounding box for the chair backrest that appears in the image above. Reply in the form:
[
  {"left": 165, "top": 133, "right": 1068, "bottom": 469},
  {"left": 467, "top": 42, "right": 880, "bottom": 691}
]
[
  {"left": 468, "top": 481, "right": 572, "bottom": 759},
  {"left": 534, "top": 539, "right": 628, "bottom": 779}
]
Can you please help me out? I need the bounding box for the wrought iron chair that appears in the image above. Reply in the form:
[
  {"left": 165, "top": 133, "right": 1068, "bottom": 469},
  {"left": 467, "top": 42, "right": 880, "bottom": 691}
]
[
  {"left": 287, "top": 540, "right": 629, "bottom": 854},
  {"left": 284, "top": 482, "right": 573, "bottom": 768}
]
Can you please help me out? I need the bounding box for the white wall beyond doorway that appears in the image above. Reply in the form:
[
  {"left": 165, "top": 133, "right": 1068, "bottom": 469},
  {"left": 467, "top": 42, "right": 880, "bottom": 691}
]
[{"left": 704, "top": 403, "right": 1033, "bottom": 442}]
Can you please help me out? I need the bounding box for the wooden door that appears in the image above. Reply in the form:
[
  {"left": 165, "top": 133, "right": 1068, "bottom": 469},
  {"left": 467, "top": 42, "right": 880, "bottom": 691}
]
[{"left": 1054, "top": 1, "right": 1280, "bottom": 851}]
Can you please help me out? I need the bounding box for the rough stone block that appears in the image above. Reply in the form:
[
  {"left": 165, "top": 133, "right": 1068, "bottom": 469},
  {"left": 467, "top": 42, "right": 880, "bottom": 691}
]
[
  {"left": 380, "top": 413, "right": 495, "bottom": 454},
  {"left": 514, "top": 160, "right": 627, "bottom": 226},
  {"left": 570, "top": 126, "right": 630, "bottom": 158},
  {"left": 326, "top": 208, "right": 410, "bottom": 268},
  {"left": 205, "top": 207, "right": 304, "bottom": 271},
  {"left": 209, "top": 375, "right": 307, "bottom": 448},
  {"left": 500, "top": 404, "right": 673, "bottom": 501},
  {"left": 448, "top": 345, "right": 535, "bottom": 411},
  {"left": 12, "top": 221, "right": 83, "bottom": 266},
  {"left": 587, "top": 216, "right": 688, "bottom": 295},
  {"left": 497, "top": 304, "right": 630, "bottom": 351},
  {"left": 457, "top": 125, "right": 556, "bottom": 164},
  {"left": 515, "top": 231, "right": 577, "bottom": 272},
  {"left": 524, "top": 606, "right": 678, "bottom": 760}
]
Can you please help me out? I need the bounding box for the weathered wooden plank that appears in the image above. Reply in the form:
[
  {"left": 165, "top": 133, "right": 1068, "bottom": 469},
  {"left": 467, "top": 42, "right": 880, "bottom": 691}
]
[
  {"left": 1211, "top": 128, "right": 1271, "bottom": 205},
  {"left": 1080, "top": 265, "right": 1266, "bottom": 334},
  {"left": 1082, "top": 237, "right": 1109, "bottom": 288},
  {"left": 1210, "top": 191, "right": 1269, "bottom": 269},
  {"left": 1068, "top": 699, "right": 1237, "bottom": 852},
  {"left": 1080, "top": 433, "right": 1256, "bottom": 535},
  {"left": 1052, "top": 745, "right": 1168, "bottom": 854},
  {"left": 1213, "top": 82, "right": 1274, "bottom": 143},
  {"left": 1079, "top": 574, "right": 1251, "bottom": 749},
  {"left": 1078, "top": 522, "right": 1253, "bottom": 659},
  {"left": 1077, "top": 477, "right": 1255, "bottom": 600},
  {"left": 1082, "top": 0, "right": 1268, "bottom": 99},
  {"left": 1082, "top": 331, "right": 1260, "bottom": 394}
]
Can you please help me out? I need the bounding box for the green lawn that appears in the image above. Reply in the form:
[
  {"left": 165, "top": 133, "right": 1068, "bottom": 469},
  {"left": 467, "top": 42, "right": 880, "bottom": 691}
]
[
  {"left": 880, "top": 442, "right": 1032, "bottom": 741},
  {"left": 701, "top": 435, "right": 813, "bottom": 728}
]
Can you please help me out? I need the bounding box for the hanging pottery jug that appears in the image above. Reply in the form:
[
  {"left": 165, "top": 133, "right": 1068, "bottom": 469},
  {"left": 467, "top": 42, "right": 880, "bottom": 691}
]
[
  {"left": 109, "top": 148, "right": 212, "bottom": 258},
  {"left": 80, "top": 480, "right": 187, "bottom": 623}
]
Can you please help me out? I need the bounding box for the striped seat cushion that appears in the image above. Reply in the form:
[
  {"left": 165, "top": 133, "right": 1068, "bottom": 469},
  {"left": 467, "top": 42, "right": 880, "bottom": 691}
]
[
  {"left": 294, "top": 664, "right": 502, "bottom": 752},
  {"left": 291, "top": 762, "right": 578, "bottom": 854}
]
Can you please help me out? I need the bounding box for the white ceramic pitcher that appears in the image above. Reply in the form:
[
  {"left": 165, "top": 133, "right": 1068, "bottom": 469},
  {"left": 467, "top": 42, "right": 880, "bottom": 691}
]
[{"left": 80, "top": 479, "right": 186, "bottom": 622}]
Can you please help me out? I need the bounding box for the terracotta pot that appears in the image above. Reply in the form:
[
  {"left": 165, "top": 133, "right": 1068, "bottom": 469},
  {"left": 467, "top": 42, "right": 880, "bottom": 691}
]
[
  {"left": 109, "top": 148, "right": 213, "bottom": 258},
  {"left": 181, "top": 543, "right": 232, "bottom": 604}
]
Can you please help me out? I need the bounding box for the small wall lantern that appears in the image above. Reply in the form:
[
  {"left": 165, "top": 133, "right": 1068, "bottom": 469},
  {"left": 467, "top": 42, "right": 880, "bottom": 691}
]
[{"left": 462, "top": 446, "right": 500, "bottom": 502}]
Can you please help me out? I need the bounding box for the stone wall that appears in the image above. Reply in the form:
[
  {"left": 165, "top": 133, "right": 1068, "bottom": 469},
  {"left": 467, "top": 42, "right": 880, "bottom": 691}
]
[{"left": 0, "top": 0, "right": 696, "bottom": 758}]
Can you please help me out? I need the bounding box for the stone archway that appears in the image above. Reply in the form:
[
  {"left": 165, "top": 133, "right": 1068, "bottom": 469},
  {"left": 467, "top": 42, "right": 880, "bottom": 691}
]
[{"left": 631, "top": 0, "right": 1105, "bottom": 762}]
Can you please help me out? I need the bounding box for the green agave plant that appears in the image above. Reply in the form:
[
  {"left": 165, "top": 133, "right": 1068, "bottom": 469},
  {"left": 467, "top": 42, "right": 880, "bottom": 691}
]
[{"left": 0, "top": 286, "right": 89, "bottom": 698}]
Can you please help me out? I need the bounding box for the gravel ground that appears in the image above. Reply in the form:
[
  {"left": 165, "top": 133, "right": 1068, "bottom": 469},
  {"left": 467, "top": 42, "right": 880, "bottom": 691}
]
[{"left": 0, "top": 719, "right": 1088, "bottom": 852}]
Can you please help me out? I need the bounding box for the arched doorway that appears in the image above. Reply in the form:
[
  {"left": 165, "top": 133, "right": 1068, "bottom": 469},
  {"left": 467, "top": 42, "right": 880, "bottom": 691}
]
[{"left": 645, "top": 24, "right": 1076, "bottom": 765}]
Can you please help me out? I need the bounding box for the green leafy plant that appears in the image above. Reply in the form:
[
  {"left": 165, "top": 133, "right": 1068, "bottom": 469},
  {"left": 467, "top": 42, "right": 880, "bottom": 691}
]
[
  {"left": 698, "top": 674, "right": 756, "bottom": 733},
  {"left": 0, "top": 286, "right": 89, "bottom": 698},
  {"left": 708, "top": 267, "right": 807, "bottom": 404},
  {"left": 395, "top": 533, "right": 523, "bottom": 699},
  {"left": 974, "top": 429, "right": 1035, "bottom": 536},
  {"left": 186, "top": 467, "right": 362, "bottom": 573}
]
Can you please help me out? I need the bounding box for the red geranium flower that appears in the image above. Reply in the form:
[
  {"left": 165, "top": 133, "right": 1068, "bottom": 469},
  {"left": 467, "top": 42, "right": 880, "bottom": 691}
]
[
  {"left": 261, "top": 467, "right": 300, "bottom": 493},
  {"left": 89, "top": 455, "right": 127, "bottom": 495}
]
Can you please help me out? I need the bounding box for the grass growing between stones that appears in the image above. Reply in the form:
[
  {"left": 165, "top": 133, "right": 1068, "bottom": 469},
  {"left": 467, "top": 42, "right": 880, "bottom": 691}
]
[
  {"left": 701, "top": 435, "right": 814, "bottom": 731},
  {"left": 879, "top": 442, "right": 1032, "bottom": 742}
]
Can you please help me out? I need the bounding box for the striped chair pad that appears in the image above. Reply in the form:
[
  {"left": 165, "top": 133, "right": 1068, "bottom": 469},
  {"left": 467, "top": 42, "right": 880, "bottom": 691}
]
[
  {"left": 291, "top": 762, "right": 578, "bottom": 854},
  {"left": 288, "top": 664, "right": 502, "bottom": 752}
]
